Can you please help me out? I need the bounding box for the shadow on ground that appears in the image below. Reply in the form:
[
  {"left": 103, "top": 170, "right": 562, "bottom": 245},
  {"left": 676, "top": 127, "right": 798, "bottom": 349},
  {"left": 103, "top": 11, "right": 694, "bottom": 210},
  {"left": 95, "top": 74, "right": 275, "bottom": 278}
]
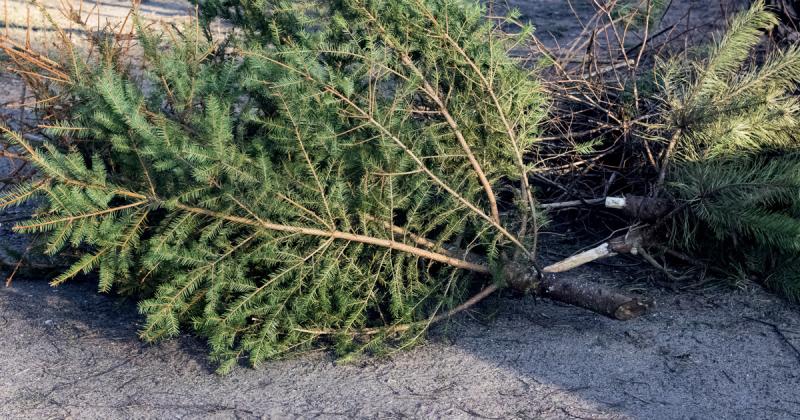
[{"left": 1, "top": 270, "right": 799, "bottom": 419}]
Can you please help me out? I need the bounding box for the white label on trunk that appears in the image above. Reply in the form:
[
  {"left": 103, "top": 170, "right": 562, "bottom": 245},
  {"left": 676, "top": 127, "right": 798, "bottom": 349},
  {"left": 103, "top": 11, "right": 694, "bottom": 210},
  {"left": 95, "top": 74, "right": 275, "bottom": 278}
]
[{"left": 605, "top": 196, "right": 627, "bottom": 209}]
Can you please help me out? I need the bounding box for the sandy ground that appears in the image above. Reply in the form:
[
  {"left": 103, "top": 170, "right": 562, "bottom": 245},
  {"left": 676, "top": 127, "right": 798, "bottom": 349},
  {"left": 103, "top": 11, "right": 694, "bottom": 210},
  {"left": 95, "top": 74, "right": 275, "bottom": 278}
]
[
  {"left": 2, "top": 273, "right": 800, "bottom": 419},
  {"left": 2, "top": 0, "right": 800, "bottom": 419}
]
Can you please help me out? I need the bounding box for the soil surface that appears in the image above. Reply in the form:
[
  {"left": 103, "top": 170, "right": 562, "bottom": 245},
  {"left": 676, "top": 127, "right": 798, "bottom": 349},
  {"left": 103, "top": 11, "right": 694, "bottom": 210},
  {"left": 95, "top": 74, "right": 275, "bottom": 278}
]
[
  {"left": 2, "top": 274, "right": 800, "bottom": 419},
  {"left": 2, "top": 0, "right": 800, "bottom": 419}
]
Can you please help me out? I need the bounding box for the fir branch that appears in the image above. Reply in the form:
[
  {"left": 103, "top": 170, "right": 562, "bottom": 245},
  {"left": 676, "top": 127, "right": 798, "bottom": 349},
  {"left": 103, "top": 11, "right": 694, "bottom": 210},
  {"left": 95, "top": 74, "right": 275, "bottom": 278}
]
[
  {"left": 354, "top": 12, "right": 502, "bottom": 224},
  {"left": 171, "top": 202, "right": 489, "bottom": 273},
  {"left": 409, "top": 0, "right": 539, "bottom": 230}
]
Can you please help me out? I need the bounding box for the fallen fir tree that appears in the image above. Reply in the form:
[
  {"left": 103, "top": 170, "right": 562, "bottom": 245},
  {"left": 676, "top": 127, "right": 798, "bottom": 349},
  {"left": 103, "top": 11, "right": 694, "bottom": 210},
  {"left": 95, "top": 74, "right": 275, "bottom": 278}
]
[
  {"left": 1, "top": 0, "right": 799, "bottom": 372},
  {"left": 0, "top": 0, "right": 652, "bottom": 371},
  {"left": 534, "top": 0, "right": 800, "bottom": 301}
]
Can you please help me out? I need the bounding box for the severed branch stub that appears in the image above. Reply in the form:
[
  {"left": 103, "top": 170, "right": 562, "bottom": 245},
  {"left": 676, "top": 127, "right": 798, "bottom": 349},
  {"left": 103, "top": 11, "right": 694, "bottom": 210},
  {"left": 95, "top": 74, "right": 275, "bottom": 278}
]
[
  {"left": 521, "top": 195, "right": 668, "bottom": 319},
  {"left": 505, "top": 193, "right": 663, "bottom": 320},
  {"left": 502, "top": 228, "right": 653, "bottom": 321},
  {"left": 533, "top": 198, "right": 658, "bottom": 320},
  {"left": 490, "top": 194, "right": 664, "bottom": 321}
]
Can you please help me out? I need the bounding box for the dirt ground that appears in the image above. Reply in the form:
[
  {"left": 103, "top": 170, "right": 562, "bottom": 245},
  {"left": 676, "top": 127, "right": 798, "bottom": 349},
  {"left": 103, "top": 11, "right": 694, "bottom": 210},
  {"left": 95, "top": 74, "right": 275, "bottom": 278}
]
[
  {"left": 2, "top": 0, "right": 800, "bottom": 418},
  {"left": 2, "top": 272, "right": 800, "bottom": 419}
]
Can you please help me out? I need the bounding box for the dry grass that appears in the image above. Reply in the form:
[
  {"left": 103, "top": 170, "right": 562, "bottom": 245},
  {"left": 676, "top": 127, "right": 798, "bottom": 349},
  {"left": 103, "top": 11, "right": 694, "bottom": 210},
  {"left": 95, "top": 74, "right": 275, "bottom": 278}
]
[{"left": 1, "top": 0, "right": 196, "bottom": 109}]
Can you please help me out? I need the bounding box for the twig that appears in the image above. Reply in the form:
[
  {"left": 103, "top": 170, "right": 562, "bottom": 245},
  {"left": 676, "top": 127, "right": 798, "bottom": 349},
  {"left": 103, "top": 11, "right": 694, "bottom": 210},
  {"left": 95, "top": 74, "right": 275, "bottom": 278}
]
[
  {"left": 4, "top": 234, "right": 37, "bottom": 287},
  {"left": 637, "top": 246, "right": 691, "bottom": 283},
  {"left": 656, "top": 129, "right": 681, "bottom": 189},
  {"left": 540, "top": 197, "right": 605, "bottom": 210},
  {"left": 743, "top": 316, "right": 800, "bottom": 364}
]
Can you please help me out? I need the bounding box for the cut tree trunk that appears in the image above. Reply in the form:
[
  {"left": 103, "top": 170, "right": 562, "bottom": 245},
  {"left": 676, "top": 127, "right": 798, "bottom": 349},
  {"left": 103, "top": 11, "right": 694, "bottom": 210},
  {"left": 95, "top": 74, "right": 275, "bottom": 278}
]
[
  {"left": 502, "top": 254, "right": 652, "bottom": 320},
  {"left": 612, "top": 195, "right": 671, "bottom": 221},
  {"left": 519, "top": 196, "right": 667, "bottom": 319},
  {"left": 500, "top": 228, "right": 653, "bottom": 320},
  {"left": 541, "top": 195, "right": 672, "bottom": 222},
  {"left": 537, "top": 274, "right": 651, "bottom": 320}
]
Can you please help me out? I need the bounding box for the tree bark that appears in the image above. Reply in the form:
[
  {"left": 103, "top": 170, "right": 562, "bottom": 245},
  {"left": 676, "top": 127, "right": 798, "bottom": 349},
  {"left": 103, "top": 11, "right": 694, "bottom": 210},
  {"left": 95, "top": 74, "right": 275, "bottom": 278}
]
[
  {"left": 538, "top": 274, "right": 652, "bottom": 320},
  {"left": 541, "top": 195, "right": 672, "bottom": 221},
  {"left": 503, "top": 257, "right": 653, "bottom": 320},
  {"left": 612, "top": 195, "right": 671, "bottom": 221}
]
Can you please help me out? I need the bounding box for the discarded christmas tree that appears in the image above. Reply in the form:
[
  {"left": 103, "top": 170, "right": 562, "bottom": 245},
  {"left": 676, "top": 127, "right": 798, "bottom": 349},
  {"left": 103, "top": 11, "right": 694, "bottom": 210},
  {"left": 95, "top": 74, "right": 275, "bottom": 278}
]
[
  {"left": 540, "top": 0, "right": 800, "bottom": 301},
  {"left": 656, "top": 1, "right": 800, "bottom": 300},
  {"left": 3, "top": 0, "right": 630, "bottom": 372}
]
